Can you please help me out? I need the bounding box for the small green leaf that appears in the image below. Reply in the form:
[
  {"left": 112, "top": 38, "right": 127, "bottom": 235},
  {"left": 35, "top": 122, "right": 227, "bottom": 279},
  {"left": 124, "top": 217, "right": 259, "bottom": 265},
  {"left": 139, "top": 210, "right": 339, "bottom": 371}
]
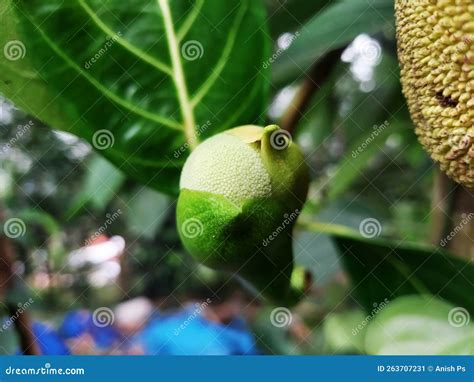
[
  {"left": 365, "top": 295, "right": 474, "bottom": 355},
  {"left": 267, "top": 0, "right": 332, "bottom": 38},
  {"left": 67, "top": 156, "right": 125, "bottom": 218},
  {"left": 125, "top": 187, "right": 170, "bottom": 239},
  {"left": 17, "top": 209, "right": 60, "bottom": 236},
  {"left": 326, "top": 120, "right": 396, "bottom": 202},
  {"left": 322, "top": 53, "right": 407, "bottom": 201},
  {"left": 323, "top": 310, "right": 367, "bottom": 353}
]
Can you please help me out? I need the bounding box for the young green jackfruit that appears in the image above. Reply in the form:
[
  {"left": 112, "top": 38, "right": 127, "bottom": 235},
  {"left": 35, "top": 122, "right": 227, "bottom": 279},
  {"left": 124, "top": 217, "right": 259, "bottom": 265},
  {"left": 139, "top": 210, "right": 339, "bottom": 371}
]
[
  {"left": 395, "top": 0, "right": 473, "bottom": 188},
  {"left": 177, "top": 125, "right": 309, "bottom": 306}
]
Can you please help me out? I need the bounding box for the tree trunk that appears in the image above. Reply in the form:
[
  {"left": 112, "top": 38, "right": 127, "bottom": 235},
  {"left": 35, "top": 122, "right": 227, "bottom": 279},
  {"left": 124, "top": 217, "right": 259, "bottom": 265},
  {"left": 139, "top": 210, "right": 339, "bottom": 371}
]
[
  {"left": 447, "top": 186, "right": 474, "bottom": 260},
  {"left": 0, "top": 234, "right": 40, "bottom": 355},
  {"left": 429, "top": 170, "right": 456, "bottom": 246}
]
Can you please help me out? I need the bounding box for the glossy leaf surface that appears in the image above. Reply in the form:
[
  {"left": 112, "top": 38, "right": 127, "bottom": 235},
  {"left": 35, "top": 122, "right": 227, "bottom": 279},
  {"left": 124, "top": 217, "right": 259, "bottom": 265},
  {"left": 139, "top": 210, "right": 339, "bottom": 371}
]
[{"left": 0, "top": 0, "right": 270, "bottom": 194}]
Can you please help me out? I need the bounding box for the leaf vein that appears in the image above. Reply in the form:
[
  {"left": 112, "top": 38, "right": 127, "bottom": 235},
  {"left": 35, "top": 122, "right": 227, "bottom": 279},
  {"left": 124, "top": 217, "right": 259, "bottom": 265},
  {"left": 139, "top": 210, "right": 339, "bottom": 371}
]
[
  {"left": 78, "top": 0, "right": 173, "bottom": 76},
  {"left": 191, "top": 1, "right": 248, "bottom": 107},
  {"left": 27, "top": 18, "right": 183, "bottom": 131},
  {"left": 177, "top": 0, "right": 205, "bottom": 42},
  {"left": 219, "top": 76, "right": 263, "bottom": 129}
]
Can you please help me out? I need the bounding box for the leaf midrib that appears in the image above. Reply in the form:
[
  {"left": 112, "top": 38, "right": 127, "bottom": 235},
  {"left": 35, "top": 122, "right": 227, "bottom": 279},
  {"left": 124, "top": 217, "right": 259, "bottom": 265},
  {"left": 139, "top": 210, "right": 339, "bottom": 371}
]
[
  {"left": 158, "top": 0, "right": 197, "bottom": 148},
  {"left": 81, "top": 0, "right": 249, "bottom": 122}
]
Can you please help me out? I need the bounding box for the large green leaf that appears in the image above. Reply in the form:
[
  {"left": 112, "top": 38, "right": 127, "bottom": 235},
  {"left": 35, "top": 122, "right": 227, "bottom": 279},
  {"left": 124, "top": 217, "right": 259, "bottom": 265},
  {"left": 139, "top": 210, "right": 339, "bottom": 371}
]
[
  {"left": 0, "top": 0, "right": 270, "bottom": 195},
  {"left": 272, "top": 0, "right": 395, "bottom": 86},
  {"left": 334, "top": 234, "right": 474, "bottom": 314},
  {"left": 297, "top": 221, "right": 474, "bottom": 314},
  {"left": 365, "top": 295, "right": 474, "bottom": 355}
]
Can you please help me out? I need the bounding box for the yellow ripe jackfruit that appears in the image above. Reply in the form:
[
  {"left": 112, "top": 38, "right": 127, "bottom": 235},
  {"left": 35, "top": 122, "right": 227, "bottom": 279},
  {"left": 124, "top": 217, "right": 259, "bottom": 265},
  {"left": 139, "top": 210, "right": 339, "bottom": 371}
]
[{"left": 395, "top": 0, "right": 473, "bottom": 188}]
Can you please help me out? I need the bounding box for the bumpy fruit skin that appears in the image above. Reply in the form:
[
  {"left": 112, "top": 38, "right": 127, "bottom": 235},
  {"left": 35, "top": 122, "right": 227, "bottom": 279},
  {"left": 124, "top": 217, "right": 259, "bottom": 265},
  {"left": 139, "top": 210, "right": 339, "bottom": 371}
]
[
  {"left": 177, "top": 125, "right": 309, "bottom": 306},
  {"left": 395, "top": 0, "right": 473, "bottom": 188}
]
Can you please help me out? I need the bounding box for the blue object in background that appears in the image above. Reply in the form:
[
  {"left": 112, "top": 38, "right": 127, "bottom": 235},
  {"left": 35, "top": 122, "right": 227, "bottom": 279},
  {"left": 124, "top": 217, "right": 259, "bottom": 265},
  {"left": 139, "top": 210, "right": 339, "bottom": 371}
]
[
  {"left": 59, "top": 310, "right": 120, "bottom": 349},
  {"left": 137, "top": 305, "right": 259, "bottom": 355},
  {"left": 29, "top": 322, "right": 70, "bottom": 355},
  {"left": 59, "top": 310, "right": 90, "bottom": 340}
]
